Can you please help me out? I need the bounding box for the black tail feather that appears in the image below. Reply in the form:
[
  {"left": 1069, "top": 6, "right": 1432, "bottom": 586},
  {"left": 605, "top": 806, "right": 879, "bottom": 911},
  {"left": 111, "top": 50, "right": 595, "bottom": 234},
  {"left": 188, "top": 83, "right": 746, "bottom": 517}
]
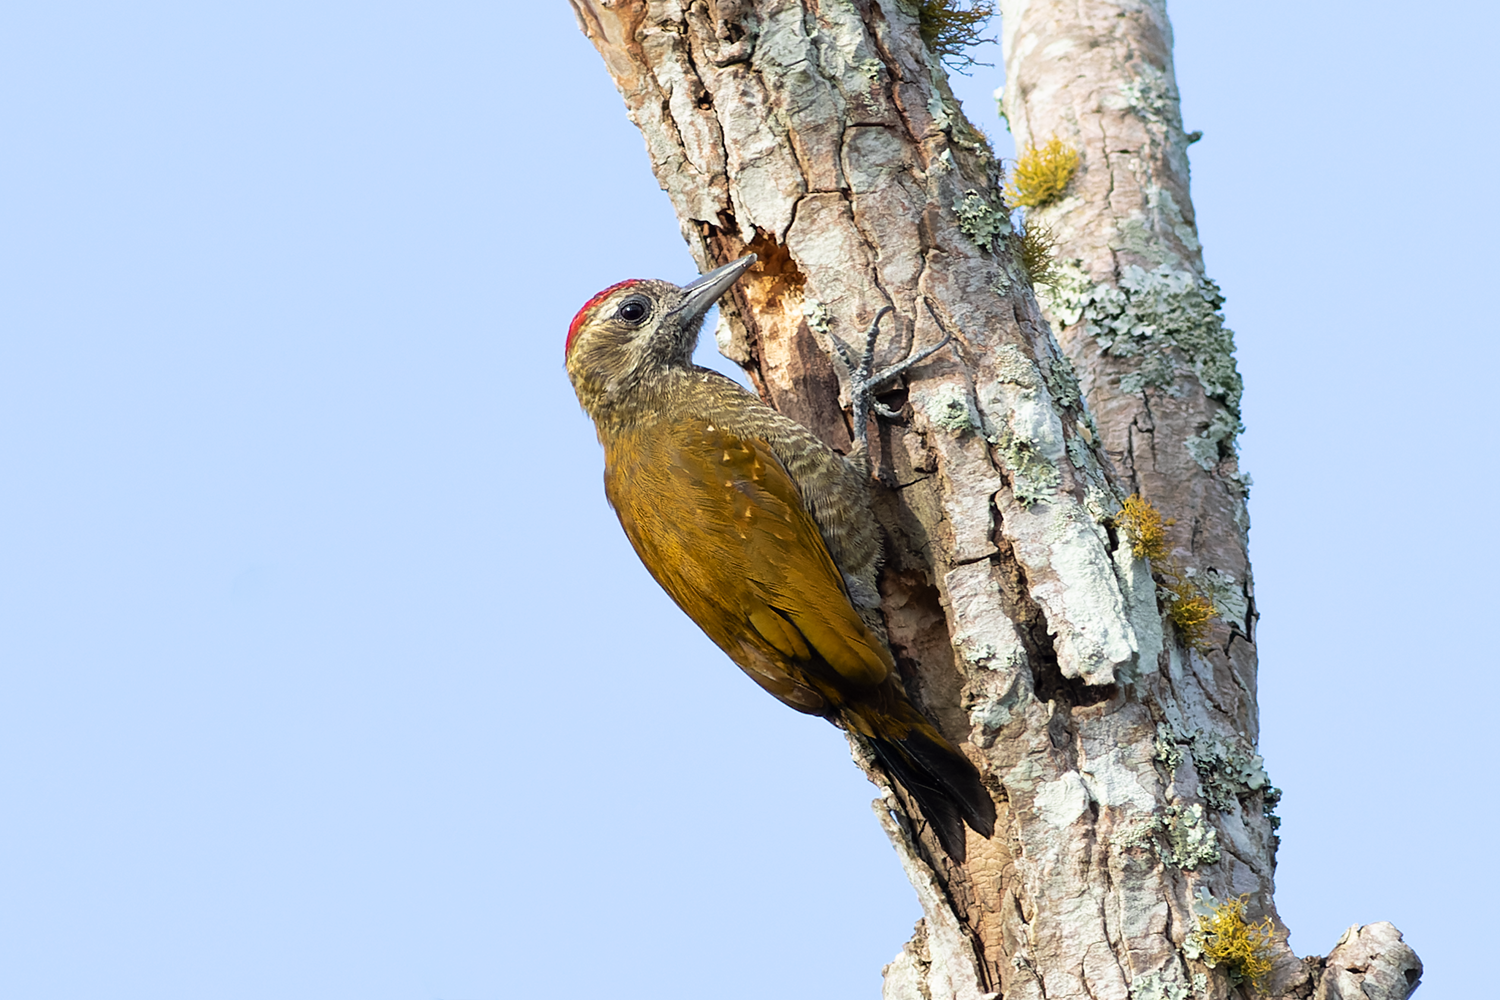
[{"left": 869, "top": 732, "right": 995, "bottom": 862}]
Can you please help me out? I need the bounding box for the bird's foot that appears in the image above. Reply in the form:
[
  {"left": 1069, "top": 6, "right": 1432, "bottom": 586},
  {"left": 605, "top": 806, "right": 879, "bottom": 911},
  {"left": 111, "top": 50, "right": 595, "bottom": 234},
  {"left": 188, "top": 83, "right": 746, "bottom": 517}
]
[{"left": 833, "top": 307, "right": 954, "bottom": 459}]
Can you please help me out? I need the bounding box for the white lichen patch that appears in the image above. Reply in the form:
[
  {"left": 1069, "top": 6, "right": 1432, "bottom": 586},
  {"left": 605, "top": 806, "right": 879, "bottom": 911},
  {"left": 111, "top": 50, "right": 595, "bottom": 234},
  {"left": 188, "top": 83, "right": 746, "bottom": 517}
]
[
  {"left": 1083, "top": 484, "right": 1116, "bottom": 524},
  {"left": 924, "top": 382, "right": 978, "bottom": 433},
  {"left": 1128, "top": 971, "right": 1191, "bottom": 1000},
  {"left": 917, "top": 390, "right": 1009, "bottom": 563},
  {"left": 992, "top": 344, "right": 1040, "bottom": 388},
  {"left": 842, "top": 124, "right": 907, "bottom": 196},
  {"left": 712, "top": 53, "right": 808, "bottom": 239},
  {"left": 945, "top": 562, "right": 1028, "bottom": 668},
  {"left": 945, "top": 562, "right": 1028, "bottom": 745},
  {"left": 981, "top": 485, "right": 1148, "bottom": 687},
  {"left": 1080, "top": 746, "right": 1157, "bottom": 812},
  {"left": 969, "top": 687, "right": 1020, "bottom": 732},
  {"left": 1003, "top": 754, "right": 1044, "bottom": 796},
  {"left": 978, "top": 354, "right": 1066, "bottom": 507},
  {"left": 1033, "top": 507, "right": 1143, "bottom": 684},
  {"left": 963, "top": 334, "right": 1159, "bottom": 687},
  {"left": 1035, "top": 771, "right": 1090, "bottom": 828}
]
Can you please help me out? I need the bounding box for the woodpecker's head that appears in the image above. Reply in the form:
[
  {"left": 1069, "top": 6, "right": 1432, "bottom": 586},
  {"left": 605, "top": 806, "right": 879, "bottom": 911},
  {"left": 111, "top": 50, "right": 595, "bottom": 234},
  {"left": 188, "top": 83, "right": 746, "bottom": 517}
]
[{"left": 565, "top": 254, "right": 756, "bottom": 417}]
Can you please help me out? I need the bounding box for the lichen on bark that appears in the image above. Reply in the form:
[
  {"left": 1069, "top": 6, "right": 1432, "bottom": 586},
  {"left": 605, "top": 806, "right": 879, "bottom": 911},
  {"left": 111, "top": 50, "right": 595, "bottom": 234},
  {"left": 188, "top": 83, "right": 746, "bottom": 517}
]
[{"left": 569, "top": 1, "right": 1419, "bottom": 997}]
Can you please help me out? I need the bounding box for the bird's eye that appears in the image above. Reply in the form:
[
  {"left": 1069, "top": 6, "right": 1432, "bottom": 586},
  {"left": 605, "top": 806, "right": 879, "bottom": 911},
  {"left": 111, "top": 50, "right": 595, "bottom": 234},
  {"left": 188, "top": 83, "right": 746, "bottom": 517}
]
[{"left": 617, "top": 298, "right": 650, "bottom": 324}]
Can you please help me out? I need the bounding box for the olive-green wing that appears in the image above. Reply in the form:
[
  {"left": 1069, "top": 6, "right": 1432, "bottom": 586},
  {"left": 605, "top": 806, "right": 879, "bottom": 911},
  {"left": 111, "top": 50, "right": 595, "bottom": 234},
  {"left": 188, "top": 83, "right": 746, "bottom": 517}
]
[{"left": 603, "top": 420, "right": 893, "bottom": 712}]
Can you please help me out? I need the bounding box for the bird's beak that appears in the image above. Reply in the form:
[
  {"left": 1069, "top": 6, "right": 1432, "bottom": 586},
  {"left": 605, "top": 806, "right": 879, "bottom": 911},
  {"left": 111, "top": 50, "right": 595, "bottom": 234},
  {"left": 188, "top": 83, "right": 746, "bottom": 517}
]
[{"left": 677, "top": 253, "right": 757, "bottom": 327}]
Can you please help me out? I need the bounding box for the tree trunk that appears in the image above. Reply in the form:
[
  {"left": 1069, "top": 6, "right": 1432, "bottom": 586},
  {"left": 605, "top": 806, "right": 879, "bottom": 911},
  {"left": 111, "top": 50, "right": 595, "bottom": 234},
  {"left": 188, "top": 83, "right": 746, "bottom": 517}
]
[{"left": 566, "top": 2, "right": 1420, "bottom": 998}]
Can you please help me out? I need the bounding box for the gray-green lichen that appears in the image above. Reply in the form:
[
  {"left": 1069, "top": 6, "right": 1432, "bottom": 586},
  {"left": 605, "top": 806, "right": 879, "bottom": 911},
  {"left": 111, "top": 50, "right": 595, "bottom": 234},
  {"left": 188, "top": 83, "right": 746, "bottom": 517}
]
[
  {"left": 1113, "top": 803, "right": 1219, "bottom": 870},
  {"left": 1117, "top": 351, "right": 1176, "bottom": 396},
  {"left": 1113, "top": 215, "right": 1172, "bottom": 269},
  {"left": 1084, "top": 483, "right": 1118, "bottom": 524},
  {"left": 1161, "top": 803, "right": 1220, "bottom": 869},
  {"left": 968, "top": 686, "right": 1020, "bottom": 730},
  {"left": 1262, "top": 784, "right": 1284, "bottom": 835},
  {"left": 1158, "top": 723, "right": 1271, "bottom": 813},
  {"left": 997, "top": 429, "right": 1059, "bottom": 507},
  {"left": 1201, "top": 569, "right": 1248, "bottom": 628},
  {"left": 1191, "top": 733, "right": 1270, "bottom": 813},
  {"left": 1153, "top": 722, "right": 1184, "bottom": 778},
  {"left": 925, "top": 383, "right": 977, "bottom": 433},
  {"left": 1065, "top": 432, "right": 1093, "bottom": 474},
  {"left": 1114, "top": 815, "right": 1159, "bottom": 854},
  {"left": 1129, "top": 971, "right": 1192, "bottom": 1000},
  {"left": 1184, "top": 407, "right": 1243, "bottom": 470},
  {"left": 1040, "top": 260, "right": 1244, "bottom": 416},
  {"left": 1042, "top": 350, "right": 1081, "bottom": 407},
  {"left": 927, "top": 94, "right": 955, "bottom": 132},
  {"left": 1190, "top": 886, "right": 1219, "bottom": 917},
  {"left": 989, "top": 271, "right": 1012, "bottom": 296},
  {"left": 1119, "top": 64, "right": 1179, "bottom": 125},
  {"left": 953, "top": 189, "right": 1008, "bottom": 252},
  {"left": 993, "top": 344, "right": 1039, "bottom": 388}
]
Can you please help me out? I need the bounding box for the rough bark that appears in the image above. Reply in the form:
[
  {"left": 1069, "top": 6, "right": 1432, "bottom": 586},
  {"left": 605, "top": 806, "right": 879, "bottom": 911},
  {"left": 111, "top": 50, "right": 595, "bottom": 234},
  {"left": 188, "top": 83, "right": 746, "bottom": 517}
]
[
  {"left": 567, "top": 2, "right": 1420, "bottom": 998},
  {"left": 997, "top": 3, "right": 1419, "bottom": 997}
]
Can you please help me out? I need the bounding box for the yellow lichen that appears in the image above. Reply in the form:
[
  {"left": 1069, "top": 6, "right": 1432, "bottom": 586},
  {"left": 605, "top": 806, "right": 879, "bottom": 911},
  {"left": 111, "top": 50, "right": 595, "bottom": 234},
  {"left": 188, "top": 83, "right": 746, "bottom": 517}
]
[
  {"left": 1017, "top": 218, "right": 1060, "bottom": 286},
  {"left": 1196, "top": 895, "right": 1276, "bottom": 990},
  {"left": 916, "top": 0, "right": 996, "bottom": 71},
  {"left": 1115, "top": 494, "right": 1220, "bottom": 651},
  {"left": 1166, "top": 584, "right": 1217, "bottom": 652},
  {"left": 1117, "top": 493, "right": 1170, "bottom": 563},
  {"left": 1004, "top": 137, "right": 1080, "bottom": 208}
]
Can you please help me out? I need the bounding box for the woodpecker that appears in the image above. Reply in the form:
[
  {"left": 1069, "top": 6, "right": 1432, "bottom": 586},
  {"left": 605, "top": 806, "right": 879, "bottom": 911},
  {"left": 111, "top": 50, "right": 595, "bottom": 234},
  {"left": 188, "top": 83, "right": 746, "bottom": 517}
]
[{"left": 565, "top": 254, "right": 994, "bottom": 860}]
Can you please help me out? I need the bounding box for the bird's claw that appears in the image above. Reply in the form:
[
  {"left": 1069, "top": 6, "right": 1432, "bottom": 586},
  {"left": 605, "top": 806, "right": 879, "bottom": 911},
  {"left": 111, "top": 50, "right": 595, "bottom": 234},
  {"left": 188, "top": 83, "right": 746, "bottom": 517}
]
[{"left": 837, "top": 306, "right": 954, "bottom": 460}]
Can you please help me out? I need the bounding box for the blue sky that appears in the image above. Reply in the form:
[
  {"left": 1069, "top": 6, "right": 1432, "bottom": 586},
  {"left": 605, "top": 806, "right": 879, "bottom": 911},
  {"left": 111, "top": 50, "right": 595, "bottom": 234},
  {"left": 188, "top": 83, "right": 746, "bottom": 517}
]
[{"left": 2, "top": 2, "right": 1492, "bottom": 997}]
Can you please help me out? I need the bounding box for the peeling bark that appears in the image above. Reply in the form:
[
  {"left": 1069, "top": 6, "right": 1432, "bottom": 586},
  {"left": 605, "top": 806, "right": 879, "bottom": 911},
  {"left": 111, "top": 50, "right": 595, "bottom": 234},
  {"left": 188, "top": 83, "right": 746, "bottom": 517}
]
[{"left": 567, "top": 2, "right": 1419, "bottom": 997}]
